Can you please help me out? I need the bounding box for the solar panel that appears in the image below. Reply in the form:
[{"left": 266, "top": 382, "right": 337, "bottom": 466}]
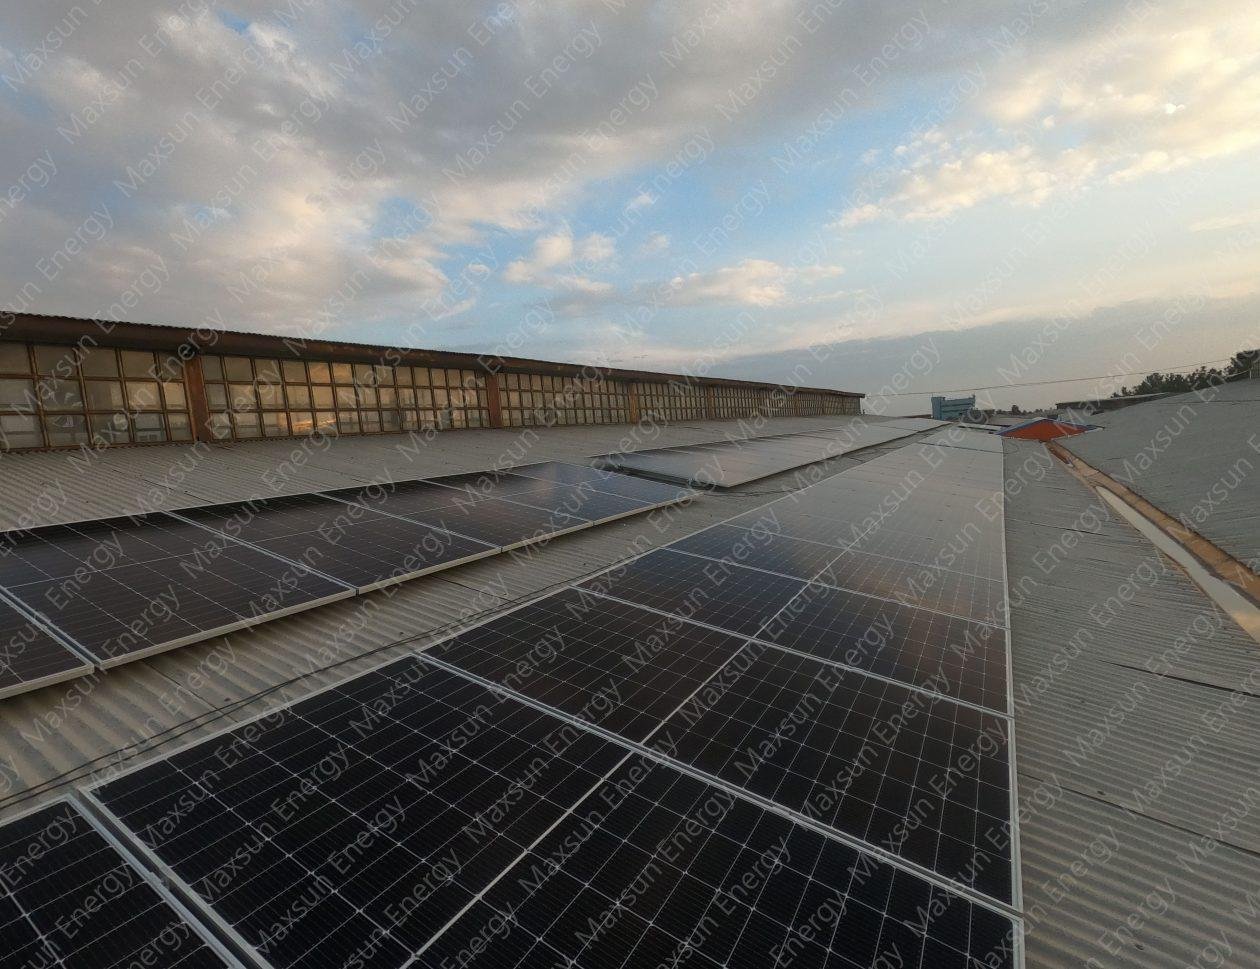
[
  {"left": 402, "top": 496, "right": 591, "bottom": 549},
  {"left": 598, "top": 421, "right": 925, "bottom": 488},
  {"left": 0, "top": 514, "right": 354, "bottom": 666},
  {"left": 0, "top": 594, "right": 92, "bottom": 700},
  {"left": 424, "top": 469, "right": 572, "bottom": 502},
  {"left": 173, "top": 493, "right": 497, "bottom": 592},
  {"left": 648, "top": 646, "right": 1015, "bottom": 903},
  {"left": 325, "top": 477, "right": 480, "bottom": 518},
  {"left": 577, "top": 547, "right": 807, "bottom": 637},
  {"left": 89, "top": 653, "right": 1019, "bottom": 968},
  {"left": 670, "top": 523, "right": 841, "bottom": 582},
  {"left": 725, "top": 505, "right": 1005, "bottom": 579},
  {"left": 672, "top": 521, "right": 1007, "bottom": 627},
  {"left": 758, "top": 582, "right": 1009, "bottom": 712},
  {"left": 89, "top": 658, "right": 630, "bottom": 969},
  {"left": 819, "top": 546, "right": 1008, "bottom": 625},
  {"left": 0, "top": 798, "right": 234, "bottom": 968},
  {"left": 428, "top": 588, "right": 749, "bottom": 741},
  {"left": 448, "top": 479, "right": 661, "bottom": 523},
  {"left": 343, "top": 472, "right": 678, "bottom": 535},
  {"left": 509, "top": 461, "right": 691, "bottom": 503},
  {"left": 420, "top": 753, "right": 1019, "bottom": 969}
]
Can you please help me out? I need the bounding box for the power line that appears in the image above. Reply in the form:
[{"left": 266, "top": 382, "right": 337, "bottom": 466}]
[{"left": 871, "top": 357, "right": 1237, "bottom": 397}]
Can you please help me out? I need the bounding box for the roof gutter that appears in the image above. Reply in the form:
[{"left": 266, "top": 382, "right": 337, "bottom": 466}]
[{"left": 1047, "top": 440, "right": 1260, "bottom": 608}]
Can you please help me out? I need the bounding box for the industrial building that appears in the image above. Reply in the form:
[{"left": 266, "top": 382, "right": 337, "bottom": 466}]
[
  {"left": 0, "top": 323, "right": 1256, "bottom": 969},
  {"left": 0, "top": 312, "right": 861, "bottom": 452}
]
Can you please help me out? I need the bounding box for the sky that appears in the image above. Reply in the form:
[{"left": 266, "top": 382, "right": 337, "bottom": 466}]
[{"left": 1, "top": 0, "right": 1258, "bottom": 412}]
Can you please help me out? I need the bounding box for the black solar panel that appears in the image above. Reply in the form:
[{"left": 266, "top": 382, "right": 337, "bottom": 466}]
[
  {"left": 0, "top": 514, "right": 353, "bottom": 665},
  {"left": 419, "top": 754, "right": 1017, "bottom": 969},
  {"left": 0, "top": 799, "right": 232, "bottom": 969},
  {"left": 426, "top": 469, "right": 569, "bottom": 502},
  {"left": 726, "top": 506, "right": 1005, "bottom": 579},
  {"left": 429, "top": 588, "right": 749, "bottom": 741},
  {"left": 511, "top": 461, "right": 691, "bottom": 503},
  {"left": 175, "top": 494, "right": 496, "bottom": 592},
  {"left": 599, "top": 422, "right": 923, "bottom": 489},
  {"left": 91, "top": 659, "right": 629, "bottom": 969},
  {"left": 577, "top": 548, "right": 808, "bottom": 637},
  {"left": 759, "top": 582, "right": 1009, "bottom": 712},
  {"left": 0, "top": 596, "right": 91, "bottom": 699},
  {"left": 440, "top": 477, "right": 658, "bottom": 523},
  {"left": 649, "top": 647, "right": 1015, "bottom": 903},
  {"left": 819, "top": 547, "right": 1008, "bottom": 625},
  {"left": 671, "top": 523, "right": 841, "bottom": 582},
  {"left": 406, "top": 496, "right": 589, "bottom": 548},
  {"left": 325, "top": 477, "right": 475, "bottom": 518}
]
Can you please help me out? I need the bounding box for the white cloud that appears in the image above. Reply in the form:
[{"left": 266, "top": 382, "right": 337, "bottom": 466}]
[
  {"left": 625, "top": 192, "right": 655, "bottom": 212},
  {"left": 640, "top": 232, "right": 670, "bottom": 255},
  {"left": 503, "top": 230, "right": 615, "bottom": 287},
  {"left": 1189, "top": 209, "right": 1260, "bottom": 233},
  {"left": 842, "top": 2, "right": 1260, "bottom": 225},
  {"left": 664, "top": 259, "right": 846, "bottom": 308}
]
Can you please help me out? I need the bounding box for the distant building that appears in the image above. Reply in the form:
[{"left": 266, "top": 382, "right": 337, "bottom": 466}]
[
  {"left": 1054, "top": 392, "right": 1175, "bottom": 415},
  {"left": 931, "top": 394, "right": 976, "bottom": 421}
]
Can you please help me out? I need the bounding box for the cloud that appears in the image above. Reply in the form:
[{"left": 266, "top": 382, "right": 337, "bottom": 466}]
[
  {"left": 664, "top": 259, "right": 846, "bottom": 308},
  {"left": 0, "top": 0, "right": 1253, "bottom": 366},
  {"left": 1189, "top": 209, "right": 1260, "bottom": 233},
  {"left": 640, "top": 232, "right": 670, "bottom": 255},
  {"left": 840, "top": 1, "right": 1260, "bottom": 225},
  {"left": 503, "top": 230, "right": 615, "bottom": 287}
]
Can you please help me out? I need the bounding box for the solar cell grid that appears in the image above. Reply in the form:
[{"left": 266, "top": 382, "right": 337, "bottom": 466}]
[
  {"left": 599, "top": 423, "right": 923, "bottom": 488},
  {"left": 760, "top": 581, "right": 1009, "bottom": 712},
  {"left": 0, "top": 514, "right": 352, "bottom": 665},
  {"left": 818, "top": 547, "right": 1008, "bottom": 626},
  {"left": 577, "top": 547, "right": 808, "bottom": 637},
  {"left": 419, "top": 755, "right": 1017, "bottom": 969},
  {"left": 489, "top": 481, "right": 655, "bottom": 522},
  {"left": 0, "top": 596, "right": 91, "bottom": 699},
  {"left": 834, "top": 464, "right": 1000, "bottom": 501},
  {"left": 429, "top": 589, "right": 749, "bottom": 741},
  {"left": 91, "top": 659, "right": 630, "bottom": 969},
  {"left": 176, "top": 496, "right": 496, "bottom": 592},
  {"left": 670, "top": 523, "right": 841, "bottom": 582},
  {"left": 723, "top": 505, "right": 1004, "bottom": 578},
  {"left": 324, "top": 478, "right": 471, "bottom": 518},
  {"left": 649, "top": 647, "right": 1015, "bottom": 903},
  {"left": 509, "top": 461, "right": 690, "bottom": 503},
  {"left": 404, "top": 496, "right": 590, "bottom": 548},
  {"left": 429, "top": 469, "right": 574, "bottom": 503},
  {"left": 0, "top": 799, "right": 232, "bottom": 969}
]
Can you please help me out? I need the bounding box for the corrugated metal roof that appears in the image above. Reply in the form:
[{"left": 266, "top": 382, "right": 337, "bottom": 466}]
[
  {"left": 1004, "top": 439, "right": 1260, "bottom": 968},
  {"left": 0, "top": 414, "right": 878, "bottom": 529},
  {"left": 0, "top": 416, "right": 908, "bottom": 811},
  {"left": 1060, "top": 379, "right": 1260, "bottom": 567},
  {"left": 2, "top": 419, "right": 1257, "bottom": 968}
]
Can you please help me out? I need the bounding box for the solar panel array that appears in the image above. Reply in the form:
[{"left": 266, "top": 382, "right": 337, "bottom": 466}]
[
  {"left": 0, "top": 594, "right": 91, "bottom": 700},
  {"left": 597, "top": 418, "right": 944, "bottom": 488},
  {"left": 0, "top": 798, "right": 235, "bottom": 968},
  {"left": 82, "top": 434, "right": 1022, "bottom": 968},
  {"left": 0, "top": 463, "right": 685, "bottom": 696}
]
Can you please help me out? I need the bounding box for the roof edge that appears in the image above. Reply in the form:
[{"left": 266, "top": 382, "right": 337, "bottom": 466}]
[{"left": 0, "top": 311, "right": 864, "bottom": 398}]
